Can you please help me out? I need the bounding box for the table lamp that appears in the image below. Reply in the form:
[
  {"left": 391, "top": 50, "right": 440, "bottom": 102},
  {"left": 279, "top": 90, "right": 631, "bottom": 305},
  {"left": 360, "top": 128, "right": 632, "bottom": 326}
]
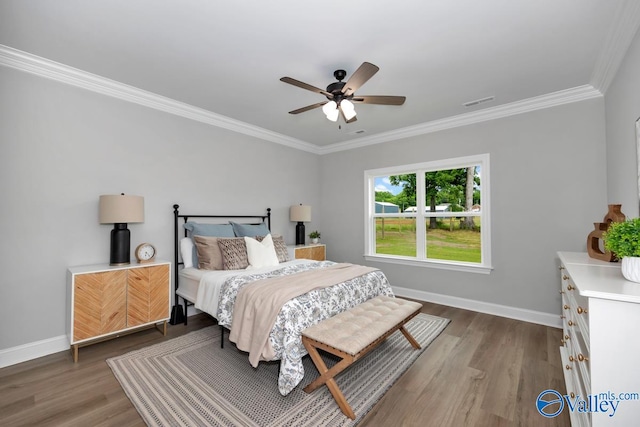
[
  {"left": 290, "top": 204, "right": 311, "bottom": 245},
  {"left": 99, "top": 194, "right": 144, "bottom": 265}
]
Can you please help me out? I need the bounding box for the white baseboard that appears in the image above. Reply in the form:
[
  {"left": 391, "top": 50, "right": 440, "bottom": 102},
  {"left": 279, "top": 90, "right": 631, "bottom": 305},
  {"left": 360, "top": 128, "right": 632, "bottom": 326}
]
[
  {"left": 1, "top": 290, "right": 559, "bottom": 369},
  {"left": 393, "top": 285, "right": 562, "bottom": 328},
  {"left": 0, "top": 334, "right": 69, "bottom": 369},
  {"left": 1, "top": 307, "right": 201, "bottom": 369}
]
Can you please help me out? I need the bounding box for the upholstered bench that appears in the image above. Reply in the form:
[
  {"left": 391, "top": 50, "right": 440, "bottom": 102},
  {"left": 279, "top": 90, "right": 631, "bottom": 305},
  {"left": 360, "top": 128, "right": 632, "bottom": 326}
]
[{"left": 301, "top": 295, "right": 423, "bottom": 419}]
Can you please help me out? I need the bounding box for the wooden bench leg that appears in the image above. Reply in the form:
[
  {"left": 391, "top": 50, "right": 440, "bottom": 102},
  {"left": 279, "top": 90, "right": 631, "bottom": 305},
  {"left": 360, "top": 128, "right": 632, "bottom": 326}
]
[
  {"left": 399, "top": 325, "right": 421, "bottom": 349},
  {"left": 326, "top": 377, "right": 355, "bottom": 420},
  {"left": 302, "top": 338, "right": 356, "bottom": 420}
]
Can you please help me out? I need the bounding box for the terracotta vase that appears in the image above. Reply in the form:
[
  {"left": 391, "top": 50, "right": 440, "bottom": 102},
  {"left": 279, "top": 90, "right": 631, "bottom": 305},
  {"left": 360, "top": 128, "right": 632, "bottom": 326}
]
[
  {"left": 587, "top": 222, "right": 616, "bottom": 262},
  {"left": 603, "top": 204, "right": 626, "bottom": 224}
]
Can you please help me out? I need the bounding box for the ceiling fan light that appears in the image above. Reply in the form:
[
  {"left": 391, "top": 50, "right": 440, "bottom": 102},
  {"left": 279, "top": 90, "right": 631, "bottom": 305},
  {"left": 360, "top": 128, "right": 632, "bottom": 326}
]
[
  {"left": 322, "top": 101, "right": 339, "bottom": 121},
  {"left": 341, "top": 99, "right": 356, "bottom": 120},
  {"left": 326, "top": 109, "right": 339, "bottom": 122}
]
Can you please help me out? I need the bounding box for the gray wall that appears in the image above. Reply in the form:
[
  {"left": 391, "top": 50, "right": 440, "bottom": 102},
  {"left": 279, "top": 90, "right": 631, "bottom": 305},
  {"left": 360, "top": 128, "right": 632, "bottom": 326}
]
[
  {"left": 0, "top": 66, "right": 321, "bottom": 350},
  {"left": 320, "top": 99, "right": 607, "bottom": 315},
  {"left": 605, "top": 28, "right": 640, "bottom": 218},
  {"left": 6, "top": 32, "right": 640, "bottom": 357}
]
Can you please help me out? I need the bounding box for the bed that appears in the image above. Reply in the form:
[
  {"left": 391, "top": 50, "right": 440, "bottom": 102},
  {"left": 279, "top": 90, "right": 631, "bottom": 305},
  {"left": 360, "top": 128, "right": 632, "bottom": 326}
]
[{"left": 172, "top": 204, "right": 394, "bottom": 395}]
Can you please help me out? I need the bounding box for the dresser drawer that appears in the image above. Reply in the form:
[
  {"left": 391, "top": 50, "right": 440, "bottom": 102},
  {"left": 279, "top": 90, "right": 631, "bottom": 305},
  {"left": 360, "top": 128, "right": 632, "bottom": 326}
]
[
  {"left": 566, "top": 322, "right": 590, "bottom": 396},
  {"left": 560, "top": 346, "right": 591, "bottom": 427},
  {"left": 561, "top": 268, "right": 590, "bottom": 345}
]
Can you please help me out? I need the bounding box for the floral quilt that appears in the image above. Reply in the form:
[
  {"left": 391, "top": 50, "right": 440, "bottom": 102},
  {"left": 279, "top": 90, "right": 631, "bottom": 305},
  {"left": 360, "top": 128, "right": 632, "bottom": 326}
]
[{"left": 216, "top": 261, "right": 394, "bottom": 395}]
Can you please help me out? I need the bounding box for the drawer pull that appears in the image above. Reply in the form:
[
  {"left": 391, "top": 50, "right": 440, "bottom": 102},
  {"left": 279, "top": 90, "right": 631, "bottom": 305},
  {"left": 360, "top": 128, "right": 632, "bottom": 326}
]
[
  {"left": 578, "top": 353, "right": 589, "bottom": 362},
  {"left": 559, "top": 290, "right": 565, "bottom": 294},
  {"left": 562, "top": 275, "right": 569, "bottom": 280},
  {"left": 567, "top": 284, "right": 575, "bottom": 291},
  {"left": 564, "top": 335, "right": 570, "bottom": 340},
  {"left": 570, "top": 392, "right": 575, "bottom": 399},
  {"left": 560, "top": 315, "right": 566, "bottom": 319},
  {"left": 565, "top": 364, "right": 572, "bottom": 370},
  {"left": 564, "top": 304, "right": 570, "bottom": 310},
  {"left": 577, "top": 306, "right": 588, "bottom": 314},
  {"left": 559, "top": 266, "right": 565, "bottom": 271},
  {"left": 560, "top": 339, "right": 565, "bottom": 345},
  {"left": 569, "top": 355, "right": 575, "bottom": 362},
  {"left": 568, "top": 320, "right": 574, "bottom": 326}
]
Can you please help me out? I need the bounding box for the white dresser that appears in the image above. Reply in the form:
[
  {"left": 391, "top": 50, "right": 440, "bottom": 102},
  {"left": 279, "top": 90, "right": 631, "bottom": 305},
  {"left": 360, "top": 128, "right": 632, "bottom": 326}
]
[{"left": 558, "top": 252, "right": 640, "bottom": 426}]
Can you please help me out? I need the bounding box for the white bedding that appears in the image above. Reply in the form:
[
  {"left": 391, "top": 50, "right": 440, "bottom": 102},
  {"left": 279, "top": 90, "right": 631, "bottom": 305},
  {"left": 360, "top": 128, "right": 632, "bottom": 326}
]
[
  {"left": 178, "top": 260, "right": 312, "bottom": 318},
  {"left": 176, "top": 267, "right": 201, "bottom": 303}
]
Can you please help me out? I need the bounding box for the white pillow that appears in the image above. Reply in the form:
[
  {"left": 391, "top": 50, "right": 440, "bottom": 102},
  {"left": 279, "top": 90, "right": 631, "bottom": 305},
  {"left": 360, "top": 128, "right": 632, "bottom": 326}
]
[
  {"left": 180, "top": 237, "right": 194, "bottom": 268},
  {"left": 244, "top": 234, "right": 279, "bottom": 269}
]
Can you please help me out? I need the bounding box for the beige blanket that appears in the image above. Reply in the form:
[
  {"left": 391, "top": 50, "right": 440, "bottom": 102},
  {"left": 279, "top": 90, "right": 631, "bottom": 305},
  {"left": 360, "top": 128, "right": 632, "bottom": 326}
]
[{"left": 229, "top": 263, "right": 378, "bottom": 367}]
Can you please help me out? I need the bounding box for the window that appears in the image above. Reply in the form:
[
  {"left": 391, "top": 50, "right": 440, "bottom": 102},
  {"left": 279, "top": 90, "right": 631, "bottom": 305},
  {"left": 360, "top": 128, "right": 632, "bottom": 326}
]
[{"left": 364, "top": 154, "right": 491, "bottom": 273}]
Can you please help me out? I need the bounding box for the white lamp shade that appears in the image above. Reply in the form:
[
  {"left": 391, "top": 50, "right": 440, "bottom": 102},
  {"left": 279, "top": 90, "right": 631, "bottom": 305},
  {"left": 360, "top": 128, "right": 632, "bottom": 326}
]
[
  {"left": 290, "top": 204, "right": 311, "bottom": 222},
  {"left": 341, "top": 99, "right": 356, "bottom": 121},
  {"left": 322, "top": 101, "right": 339, "bottom": 122},
  {"left": 99, "top": 194, "right": 144, "bottom": 224}
]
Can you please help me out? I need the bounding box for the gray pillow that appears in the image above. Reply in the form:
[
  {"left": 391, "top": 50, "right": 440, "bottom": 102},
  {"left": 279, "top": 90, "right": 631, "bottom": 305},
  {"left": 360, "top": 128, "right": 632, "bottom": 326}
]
[
  {"left": 231, "top": 221, "right": 270, "bottom": 237},
  {"left": 184, "top": 222, "right": 235, "bottom": 237}
]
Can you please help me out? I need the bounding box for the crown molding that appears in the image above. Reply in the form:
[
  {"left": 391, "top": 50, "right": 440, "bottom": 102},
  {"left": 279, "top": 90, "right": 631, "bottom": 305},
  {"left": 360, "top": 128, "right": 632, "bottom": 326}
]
[
  {"left": 0, "top": 45, "right": 320, "bottom": 154},
  {"left": 590, "top": 0, "right": 640, "bottom": 94},
  {"left": 0, "top": 44, "right": 605, "bottom": 156},
  {"left": 318, "top": 85, "right": 603, "bottom": 154}
]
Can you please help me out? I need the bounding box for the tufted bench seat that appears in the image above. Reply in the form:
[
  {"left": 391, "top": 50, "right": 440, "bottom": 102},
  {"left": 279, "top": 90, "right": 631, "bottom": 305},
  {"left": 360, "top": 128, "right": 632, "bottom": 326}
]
[{"left": 301, "top": 295, "right": 423, "bottom": 419}]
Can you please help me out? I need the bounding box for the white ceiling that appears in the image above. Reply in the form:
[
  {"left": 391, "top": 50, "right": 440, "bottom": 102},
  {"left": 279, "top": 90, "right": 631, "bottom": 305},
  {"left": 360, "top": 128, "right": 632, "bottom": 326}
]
[{"left": 1, "top": 1, "right": 639, "bottom": 151}]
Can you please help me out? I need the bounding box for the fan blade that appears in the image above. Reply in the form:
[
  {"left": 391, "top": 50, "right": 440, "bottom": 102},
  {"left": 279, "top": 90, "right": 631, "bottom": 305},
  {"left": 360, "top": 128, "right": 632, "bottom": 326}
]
[
  {"left": 280, "top": 77, "right": 333, "bottom": 98},
  {"left": 341, "top": 62, "right": 379, "bottom": 96},
  {"left": 351, "top": 95, "right": 406, "bottom": 105},
  {"left": 288, "top": 102, "right": 327, "bottom": 114}
]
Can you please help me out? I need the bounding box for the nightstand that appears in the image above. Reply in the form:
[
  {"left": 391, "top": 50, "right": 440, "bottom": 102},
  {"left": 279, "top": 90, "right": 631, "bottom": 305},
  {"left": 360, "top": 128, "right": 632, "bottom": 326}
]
[
  {"left": 67, "top": 260, "right": 171, "bottom": 362},
  {"left": 288, "top": 243, "right": 326, "bottom": 261}
]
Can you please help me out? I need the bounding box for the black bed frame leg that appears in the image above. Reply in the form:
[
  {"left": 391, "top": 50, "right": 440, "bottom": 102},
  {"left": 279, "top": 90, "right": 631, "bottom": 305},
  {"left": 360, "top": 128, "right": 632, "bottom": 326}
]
[
  {"left": 169, "top": 300, "right": 185, "bottom": 325},
  {"left": 220, "top": 326, "right": 224, "bottom": 348}
]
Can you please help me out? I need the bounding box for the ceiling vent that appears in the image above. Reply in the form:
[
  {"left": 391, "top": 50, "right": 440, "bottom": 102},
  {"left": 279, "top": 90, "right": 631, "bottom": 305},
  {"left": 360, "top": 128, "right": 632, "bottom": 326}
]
[
  {"left": 348, "top": 129, "right": 366, "bottom": 135},
  {"left": 463, "top": 96, "right": 495, "bottom": 108}
]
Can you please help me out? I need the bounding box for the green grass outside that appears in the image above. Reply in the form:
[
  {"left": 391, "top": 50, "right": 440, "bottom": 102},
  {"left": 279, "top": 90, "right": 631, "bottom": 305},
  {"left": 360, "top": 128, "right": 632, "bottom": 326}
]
[{"left": 375, "top": 217, "right": 481, "bottom": 263}]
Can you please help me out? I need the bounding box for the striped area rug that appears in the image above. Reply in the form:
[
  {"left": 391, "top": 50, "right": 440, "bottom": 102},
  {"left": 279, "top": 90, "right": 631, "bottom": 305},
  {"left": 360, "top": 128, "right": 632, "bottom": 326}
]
[{"left": 107, "top": 313, "right": 449, "bottom": 426}]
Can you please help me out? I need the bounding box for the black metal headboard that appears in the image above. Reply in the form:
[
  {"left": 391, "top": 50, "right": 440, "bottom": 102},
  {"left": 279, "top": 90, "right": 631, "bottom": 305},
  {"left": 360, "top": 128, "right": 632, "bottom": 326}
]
[{"left": 170, "top": 204, "right": 271, "bottom": 324}]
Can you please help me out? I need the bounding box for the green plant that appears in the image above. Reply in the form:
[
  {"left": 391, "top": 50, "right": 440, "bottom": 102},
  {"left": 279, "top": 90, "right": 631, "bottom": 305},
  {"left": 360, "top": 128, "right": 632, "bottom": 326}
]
[
  {"left": 603, "top": 218, "right": 640, "bottom": 258},
  {"left": 309, "top": 230, "right": 321, "bottom": 239}
]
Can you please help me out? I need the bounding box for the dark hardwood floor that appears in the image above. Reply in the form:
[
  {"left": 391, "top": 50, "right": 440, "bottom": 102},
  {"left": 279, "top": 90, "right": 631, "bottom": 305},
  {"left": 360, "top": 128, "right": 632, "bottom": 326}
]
[{"left": 0, "top": 302, "right": 569, "bottom": 426}]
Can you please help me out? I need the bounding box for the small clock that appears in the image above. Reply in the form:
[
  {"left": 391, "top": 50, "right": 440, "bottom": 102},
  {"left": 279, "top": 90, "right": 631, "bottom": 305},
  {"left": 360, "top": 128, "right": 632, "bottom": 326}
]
[{"left": 135, "top": 243, "right": 156, "bottom": 264}]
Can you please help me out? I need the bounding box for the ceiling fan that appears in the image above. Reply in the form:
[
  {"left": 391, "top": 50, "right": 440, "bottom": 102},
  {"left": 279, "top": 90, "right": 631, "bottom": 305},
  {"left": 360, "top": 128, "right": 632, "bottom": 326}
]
[{"left": 280, "top": 62, "right": 406, "bottom": 124}]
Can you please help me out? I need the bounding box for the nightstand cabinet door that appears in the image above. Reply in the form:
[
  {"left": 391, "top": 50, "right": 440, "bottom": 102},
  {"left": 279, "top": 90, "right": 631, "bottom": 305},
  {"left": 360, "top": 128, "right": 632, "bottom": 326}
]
[
  {"left": 68, "top": 261, "right": 171, "bottom": 362},
  {"left": 294, "top": 244, "right": 326, "bottom": 261},
  {"left": 73, "top": 270, "right": 127, "bottom": 341},
  {"left": 127, "top": 264, "right": 170, "bottom": 327}
]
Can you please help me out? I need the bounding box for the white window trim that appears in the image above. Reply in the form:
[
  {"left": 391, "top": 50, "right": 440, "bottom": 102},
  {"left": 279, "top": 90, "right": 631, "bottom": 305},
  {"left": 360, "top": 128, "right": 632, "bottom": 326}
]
[{"left": 364, "top": 153, "right": 492, "bottom": 274}]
